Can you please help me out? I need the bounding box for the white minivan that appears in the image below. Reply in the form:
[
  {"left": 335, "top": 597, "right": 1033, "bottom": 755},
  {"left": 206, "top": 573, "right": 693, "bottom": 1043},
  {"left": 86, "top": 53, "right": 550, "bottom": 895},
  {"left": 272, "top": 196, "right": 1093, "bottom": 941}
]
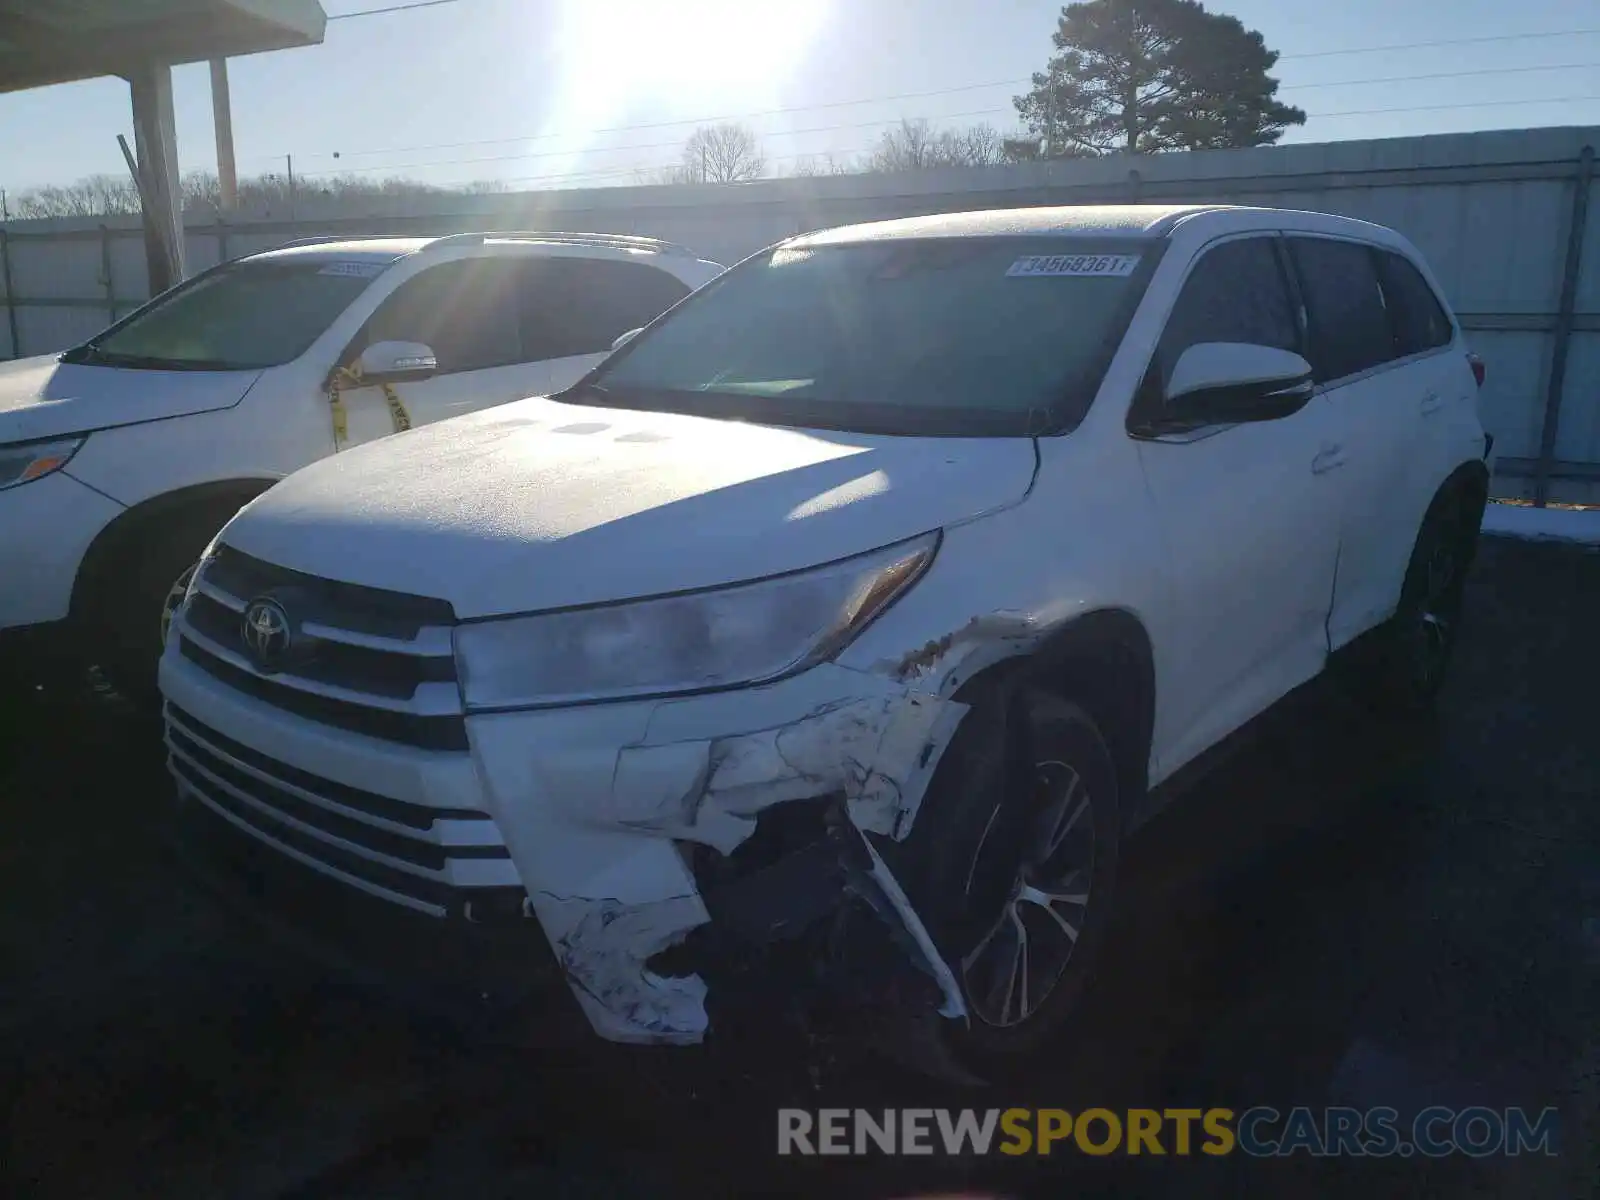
[
  {"left": 159, "top": 205, "right": 1491, "bottom": 1078},
  {"left": 0, "top": 232, "right": 722, "bottom": 699}
]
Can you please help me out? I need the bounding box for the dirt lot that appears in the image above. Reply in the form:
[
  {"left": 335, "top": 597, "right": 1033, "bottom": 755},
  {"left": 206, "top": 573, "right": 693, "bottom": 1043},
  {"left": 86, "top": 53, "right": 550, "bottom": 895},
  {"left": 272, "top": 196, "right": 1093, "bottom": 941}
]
[{"left": 3, "top": 535, "right": 1597, "bottom": 1199}]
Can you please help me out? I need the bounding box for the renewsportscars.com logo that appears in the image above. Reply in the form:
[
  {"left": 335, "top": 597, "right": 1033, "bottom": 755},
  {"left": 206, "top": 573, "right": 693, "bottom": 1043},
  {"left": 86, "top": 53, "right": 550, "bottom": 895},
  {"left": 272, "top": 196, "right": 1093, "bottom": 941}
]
[{"left": 777, "top": 1106, "right": 1561, "bottom": 1158}]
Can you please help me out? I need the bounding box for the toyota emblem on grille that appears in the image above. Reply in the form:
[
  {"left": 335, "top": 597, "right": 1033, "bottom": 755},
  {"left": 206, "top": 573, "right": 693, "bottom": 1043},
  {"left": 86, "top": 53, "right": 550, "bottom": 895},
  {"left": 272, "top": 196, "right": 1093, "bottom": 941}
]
[{"left": 241, "top": 597, "right": 293, "bottom": 671}]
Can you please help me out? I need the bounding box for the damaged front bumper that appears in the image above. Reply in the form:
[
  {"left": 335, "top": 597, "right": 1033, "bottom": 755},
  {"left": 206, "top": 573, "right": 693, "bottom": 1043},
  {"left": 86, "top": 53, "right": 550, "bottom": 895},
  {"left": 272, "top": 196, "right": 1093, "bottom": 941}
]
[
  {"left": 469, "top": 662, "right": 971, "bottom": 1044},
  {"left": 161, "top": 649, "right": 971, "bottom": 1047}
]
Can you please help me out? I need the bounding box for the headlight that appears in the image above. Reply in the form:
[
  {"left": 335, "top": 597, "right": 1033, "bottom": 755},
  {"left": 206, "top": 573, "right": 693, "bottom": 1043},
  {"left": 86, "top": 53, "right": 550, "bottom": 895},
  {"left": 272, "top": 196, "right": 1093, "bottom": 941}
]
[
  {"left": 0, "top": 436, "right": 85, "bottom": 491},
  {"left": 454, "top": 532, "right": 938, "bottom": 710}
]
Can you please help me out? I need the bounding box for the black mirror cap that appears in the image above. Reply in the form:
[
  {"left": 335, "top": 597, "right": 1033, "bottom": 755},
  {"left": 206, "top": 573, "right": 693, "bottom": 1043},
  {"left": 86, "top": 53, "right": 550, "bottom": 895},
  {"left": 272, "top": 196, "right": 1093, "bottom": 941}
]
[{"left": 1162, "top": 372, "right": 1314, "bottom": 429}]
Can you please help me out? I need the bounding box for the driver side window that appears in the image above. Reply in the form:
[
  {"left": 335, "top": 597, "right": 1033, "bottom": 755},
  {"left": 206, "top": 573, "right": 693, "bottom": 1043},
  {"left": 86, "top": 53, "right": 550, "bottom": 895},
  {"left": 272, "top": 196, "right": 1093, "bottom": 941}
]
[{"left": 1155, "top": 237, "right": 1301, "bottom": 393}]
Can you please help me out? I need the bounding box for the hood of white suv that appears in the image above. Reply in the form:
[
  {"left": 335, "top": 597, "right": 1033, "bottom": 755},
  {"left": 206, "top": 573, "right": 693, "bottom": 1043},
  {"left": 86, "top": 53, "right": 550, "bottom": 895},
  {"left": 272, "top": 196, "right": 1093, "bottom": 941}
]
[
  {"left": 0, "top": 354, "right": 263, "bottom": 443},
  {"left": 221, "top": 397, "right": 1037, "bottom": 618}
]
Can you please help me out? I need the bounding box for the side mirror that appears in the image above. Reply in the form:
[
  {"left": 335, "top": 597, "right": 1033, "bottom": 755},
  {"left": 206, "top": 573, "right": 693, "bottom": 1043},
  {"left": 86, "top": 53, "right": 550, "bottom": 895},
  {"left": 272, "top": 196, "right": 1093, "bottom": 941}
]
[
  {"left": 611, "top": 327, "right": 644, "bottom": 351},
  {"left": 354, "top": 340, "right": 438, "bottom": 384},
  {"left": 1163, "top": 342, "right": 1314, "bottom": 426}
]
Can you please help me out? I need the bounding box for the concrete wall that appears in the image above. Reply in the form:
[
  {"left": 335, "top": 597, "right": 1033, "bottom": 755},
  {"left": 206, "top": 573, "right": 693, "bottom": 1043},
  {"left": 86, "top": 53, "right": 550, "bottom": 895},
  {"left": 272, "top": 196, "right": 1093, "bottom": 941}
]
[{"left": 3, "top": 125, "right": 1596, "bottom": 502}]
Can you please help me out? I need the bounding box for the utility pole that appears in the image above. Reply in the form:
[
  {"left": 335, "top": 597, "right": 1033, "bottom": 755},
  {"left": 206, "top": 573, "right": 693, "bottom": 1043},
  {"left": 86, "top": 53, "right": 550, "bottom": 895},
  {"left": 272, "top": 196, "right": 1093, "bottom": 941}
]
[
  {"left": 209, "top": 58, "right": 238, "bottom": 211},
  {"left": 1044, "top": 60, "right": 1058, "bottom": 159}
]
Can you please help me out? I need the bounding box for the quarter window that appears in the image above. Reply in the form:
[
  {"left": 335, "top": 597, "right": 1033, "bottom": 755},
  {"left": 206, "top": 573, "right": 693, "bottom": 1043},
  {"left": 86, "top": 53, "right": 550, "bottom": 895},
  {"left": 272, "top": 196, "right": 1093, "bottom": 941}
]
[
  {"left": 1288, "top": 237, "right": 1397, "bottom": 383},
  {"left": 1155, "top": 237, "right": 1300, "bottom": 391},
  {"left": 1376, "top": 250, "right": 1453, "bottom": 356}
]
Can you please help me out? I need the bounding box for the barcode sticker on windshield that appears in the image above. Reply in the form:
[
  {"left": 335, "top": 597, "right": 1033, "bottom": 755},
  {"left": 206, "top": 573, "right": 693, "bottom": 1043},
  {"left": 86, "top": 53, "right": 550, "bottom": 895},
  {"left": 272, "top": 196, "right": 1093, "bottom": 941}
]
[
  {"left": 1007, "top": 254, "right": 1141, "bottom": 278},
  {"left": 318, "top": 261, "right": 388, "bottom": 278}
]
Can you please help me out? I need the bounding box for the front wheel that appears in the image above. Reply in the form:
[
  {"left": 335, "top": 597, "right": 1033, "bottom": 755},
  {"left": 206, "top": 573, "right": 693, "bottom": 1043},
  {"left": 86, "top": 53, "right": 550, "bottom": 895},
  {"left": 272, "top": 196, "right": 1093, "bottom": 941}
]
[
  {"left": 86, "top": 509, "right": 229, "bottom": 706},
  {"left": 893, "top": 688, "right": 1122, "bottom": 1073}
]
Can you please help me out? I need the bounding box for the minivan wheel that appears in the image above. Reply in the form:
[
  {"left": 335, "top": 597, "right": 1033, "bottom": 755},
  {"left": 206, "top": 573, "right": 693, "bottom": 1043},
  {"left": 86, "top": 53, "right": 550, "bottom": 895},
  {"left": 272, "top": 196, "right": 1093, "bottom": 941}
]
[
  {"left": 892, "top": 688, "right": 1121, "bottom": 1070},
  {"left": 88, "top": 508, "right": 229, "bottom": 706}
]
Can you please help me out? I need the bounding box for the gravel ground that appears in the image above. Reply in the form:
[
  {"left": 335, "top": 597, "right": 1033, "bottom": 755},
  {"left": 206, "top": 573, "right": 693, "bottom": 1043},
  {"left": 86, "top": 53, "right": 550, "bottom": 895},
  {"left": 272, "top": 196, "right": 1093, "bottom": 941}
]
[{"left": 3, "top": 534, "right": 1596, "bottom": 1199}]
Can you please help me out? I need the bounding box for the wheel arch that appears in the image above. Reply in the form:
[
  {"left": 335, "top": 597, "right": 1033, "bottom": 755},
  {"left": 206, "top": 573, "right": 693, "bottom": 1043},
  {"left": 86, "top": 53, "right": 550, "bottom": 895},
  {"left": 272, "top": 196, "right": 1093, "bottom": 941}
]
[
  {"left": 1438, "top": 458, "right": 1490, "bottom": 522},
  {"left": 69, "top": 477, "right": 277, "bottom": 624},
  {"left": 950, "top": 607, "right": 1157, "bottom": 827}
]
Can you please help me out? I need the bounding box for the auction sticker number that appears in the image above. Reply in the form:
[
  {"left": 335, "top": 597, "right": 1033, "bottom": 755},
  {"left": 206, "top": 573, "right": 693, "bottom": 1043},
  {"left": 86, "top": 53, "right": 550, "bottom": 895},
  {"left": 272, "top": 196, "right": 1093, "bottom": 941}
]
[
  {"left": 318, "top": 261, "right": 389, "bottom": 278},
  {"left": 1006, "top": 254, "right": 1141, "bottom": 278}
]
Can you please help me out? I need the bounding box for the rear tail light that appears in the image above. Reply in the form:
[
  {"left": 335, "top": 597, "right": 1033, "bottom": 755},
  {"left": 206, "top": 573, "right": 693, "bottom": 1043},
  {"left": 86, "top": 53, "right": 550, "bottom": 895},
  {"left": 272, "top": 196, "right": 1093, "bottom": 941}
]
[{"left": 1467, "top": 352, "right": 1485, "bottom": 388}]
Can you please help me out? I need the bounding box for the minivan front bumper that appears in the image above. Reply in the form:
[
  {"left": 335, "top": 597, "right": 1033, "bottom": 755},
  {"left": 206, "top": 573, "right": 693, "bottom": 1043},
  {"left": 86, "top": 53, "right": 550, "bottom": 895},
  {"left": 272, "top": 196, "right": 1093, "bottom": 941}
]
[{"left": 158, "top": 640, "right": 971, "bottom": 1045}]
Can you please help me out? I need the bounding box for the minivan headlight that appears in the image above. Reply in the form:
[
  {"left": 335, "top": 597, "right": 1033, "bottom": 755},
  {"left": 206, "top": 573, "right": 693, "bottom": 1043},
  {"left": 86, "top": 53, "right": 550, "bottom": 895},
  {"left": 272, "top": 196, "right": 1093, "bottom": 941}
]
[
  {"left": 0, "top": 435, "right": 85, "bottom": 490},
  {"left": 453, "top": 532, "right": 938, "bottom": 710}
]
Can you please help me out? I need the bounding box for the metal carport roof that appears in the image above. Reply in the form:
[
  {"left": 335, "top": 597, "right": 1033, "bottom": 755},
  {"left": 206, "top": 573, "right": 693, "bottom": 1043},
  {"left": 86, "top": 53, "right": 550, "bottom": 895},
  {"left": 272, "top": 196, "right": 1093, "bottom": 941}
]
[
  {"left": 0, "top": 1, "right": 324, "bottom": 93},
  {"left": 0, "top": 2, "right": 326, "bottom": 291}
]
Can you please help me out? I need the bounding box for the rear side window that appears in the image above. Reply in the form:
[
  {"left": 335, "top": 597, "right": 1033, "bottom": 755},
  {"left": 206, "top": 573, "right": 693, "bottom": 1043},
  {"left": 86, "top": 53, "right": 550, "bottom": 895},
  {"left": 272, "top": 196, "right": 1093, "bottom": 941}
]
[
  {"left": 365, "top": 260, "right": 523, "bottom": 374},
  {"left": 1155, "top": 236, "right": 1300, "bottom": 389},
  {"left": 521, "top": 259, "right": 690, "bottom": 360},
  {"left": 1376, "top": 251, "right": 1453, "bottom": 356},
  {"left": 1288, "top": 237, "right": 1396, "bottom": 383}
]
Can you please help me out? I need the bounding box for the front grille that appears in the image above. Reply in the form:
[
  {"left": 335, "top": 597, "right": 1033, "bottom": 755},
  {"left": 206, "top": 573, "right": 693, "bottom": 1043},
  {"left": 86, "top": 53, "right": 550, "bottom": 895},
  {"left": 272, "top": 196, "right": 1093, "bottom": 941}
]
[
  {"left": 165, "top": 703, "right": 522, "bottom": 919},
  {"left": 174, "top": 547, "right": 466, "bottom": 751},
  {"left": 178, "top": 639, "right": 468, "bottom": 750},
  {"left": 206, "top": 545, "right": 455, "bottom": 638}
]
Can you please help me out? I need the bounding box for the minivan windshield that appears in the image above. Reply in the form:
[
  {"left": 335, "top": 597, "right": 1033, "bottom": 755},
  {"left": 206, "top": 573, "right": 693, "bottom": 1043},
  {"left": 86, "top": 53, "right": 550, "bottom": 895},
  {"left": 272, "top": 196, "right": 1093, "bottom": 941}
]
[
  {"left": 582, "top": 236, "right": 1156, "bottom": 435},
  {"left": 61, "top": 257, "right": 389, "bottom": 372}
]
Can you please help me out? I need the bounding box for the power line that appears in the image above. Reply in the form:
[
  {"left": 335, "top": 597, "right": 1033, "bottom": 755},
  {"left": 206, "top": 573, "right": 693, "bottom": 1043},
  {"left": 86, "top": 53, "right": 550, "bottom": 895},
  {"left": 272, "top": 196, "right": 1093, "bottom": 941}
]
[
  {"left": 295, "top": 105, "right": 1016, "bottom": 177},
  {"left": 261, "top": 53, "right": 1600, "bottom": 169},
  {"left": 1312, "top": 93, "right": 1600, "bottom": 119},
  {"left": 1278, "top": 27, "right": 1600, "bottom": 61},
  {"left": 1279, "top": 61, "right": 1600, "bottom": 92},
  {"left": 326, "top": 0, "right": 461, "bottom": 18},
  {"left": 321, "top": 91, "right": 1600, "bottom": 187},
  {"left": 259, "top": 78, "right": 1027, "bottom": 165}
]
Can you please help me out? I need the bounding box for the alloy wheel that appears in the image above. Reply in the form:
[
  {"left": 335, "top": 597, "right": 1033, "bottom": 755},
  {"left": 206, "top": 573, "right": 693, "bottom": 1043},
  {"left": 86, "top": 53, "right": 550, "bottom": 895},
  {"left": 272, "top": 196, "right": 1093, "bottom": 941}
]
[
  {"left": 160, "top": 563, "right": 196, "bottom": 648},
  {"left": 960, "top": 758, "right": 1096, "bottom": 1029},
  {"left": 1408, "top": 533, "right": 1462, "bottom": 691}
]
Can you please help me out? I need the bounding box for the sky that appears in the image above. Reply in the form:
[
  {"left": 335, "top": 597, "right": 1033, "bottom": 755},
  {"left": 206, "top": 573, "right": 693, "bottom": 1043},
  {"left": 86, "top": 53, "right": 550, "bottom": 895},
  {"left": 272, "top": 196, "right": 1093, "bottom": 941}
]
[{"left": 1, "top": 0, "right": 1598, "bottom": 200}]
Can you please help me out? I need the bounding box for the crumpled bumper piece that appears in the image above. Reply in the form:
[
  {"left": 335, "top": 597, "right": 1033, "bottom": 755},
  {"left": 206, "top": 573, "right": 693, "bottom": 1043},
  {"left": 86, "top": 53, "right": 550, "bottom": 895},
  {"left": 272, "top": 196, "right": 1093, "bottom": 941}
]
[
  {"left": 538, "top": 892, "right": 711, "bottom": 1045},
  {"left": 470, "top": 664, "right": 971, "bottom": 1044}
]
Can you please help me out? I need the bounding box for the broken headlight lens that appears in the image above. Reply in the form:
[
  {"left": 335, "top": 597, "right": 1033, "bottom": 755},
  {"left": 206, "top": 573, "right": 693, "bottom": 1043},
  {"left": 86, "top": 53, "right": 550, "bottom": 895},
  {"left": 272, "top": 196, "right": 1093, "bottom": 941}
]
[{"left": 453, "top": 532, "right": 938, "bottom": 710}]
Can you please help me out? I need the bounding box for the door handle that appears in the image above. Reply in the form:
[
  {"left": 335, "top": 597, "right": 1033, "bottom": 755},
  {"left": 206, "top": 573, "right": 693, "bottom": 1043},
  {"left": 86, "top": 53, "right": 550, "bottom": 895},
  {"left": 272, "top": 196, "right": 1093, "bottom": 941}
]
[
  {"left": 1311, "top": 444, "right": 1347, "bottom": 474},
  {"left": 1420, "top": 391, "right": 1444, "bottom": 415}
]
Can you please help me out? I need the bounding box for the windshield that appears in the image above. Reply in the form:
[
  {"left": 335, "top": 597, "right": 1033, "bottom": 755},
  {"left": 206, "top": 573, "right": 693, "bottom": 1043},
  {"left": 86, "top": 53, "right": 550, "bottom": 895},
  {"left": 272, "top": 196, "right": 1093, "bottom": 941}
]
[
  {"left": 61, "top": 258, "right": 388, "bottom": 371},
  {"left": 584, "top": 236, "right": 1157, "bottom": 435}
]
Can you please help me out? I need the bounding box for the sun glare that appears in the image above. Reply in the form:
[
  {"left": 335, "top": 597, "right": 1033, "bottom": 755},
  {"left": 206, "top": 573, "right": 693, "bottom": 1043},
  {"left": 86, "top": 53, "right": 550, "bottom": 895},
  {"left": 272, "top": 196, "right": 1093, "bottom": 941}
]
[
  {"left": 567, "top": 0, "right": 828, "bottom": 96},
  {"left": 547, "top": 0, "right": 831, "bottom": 145}
]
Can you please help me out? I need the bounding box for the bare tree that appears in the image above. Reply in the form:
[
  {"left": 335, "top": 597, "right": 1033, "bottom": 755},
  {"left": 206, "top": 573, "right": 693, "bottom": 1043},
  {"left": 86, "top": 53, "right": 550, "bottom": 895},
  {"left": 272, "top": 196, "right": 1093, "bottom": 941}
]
[
  {"left": 868, "top": 119, "right": 942, "bottom": 172},
  {"left": 939, "top": 124, "right": 1008, "bottom": 167},
  {"left": 10, "top": 174, "right": 140, "bottom": 219},
  {"left": 680, "top": 123, "right": 766, "bottom": 183},
  {"left": 790, "top": 151, "right": 860, "bottom": 177},
  {"left": 866, "top": 120, "right": 1012, "bottom": 172},
  {"left": 3, "top": 168, "right": 514, "bottom": 220}
]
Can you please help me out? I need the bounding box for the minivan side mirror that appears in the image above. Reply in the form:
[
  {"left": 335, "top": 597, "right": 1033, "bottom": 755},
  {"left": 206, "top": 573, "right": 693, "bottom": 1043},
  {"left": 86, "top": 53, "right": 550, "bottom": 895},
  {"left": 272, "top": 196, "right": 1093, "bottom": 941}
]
[
  {"left": 611, "top": 327, "right": 644, "bottom": 351},
  {"left": 1162, "top": 342, "right": 1314, "bottom": 426},
  {"left": 354, "top": 340, "right": 438, "bottom": 384}
]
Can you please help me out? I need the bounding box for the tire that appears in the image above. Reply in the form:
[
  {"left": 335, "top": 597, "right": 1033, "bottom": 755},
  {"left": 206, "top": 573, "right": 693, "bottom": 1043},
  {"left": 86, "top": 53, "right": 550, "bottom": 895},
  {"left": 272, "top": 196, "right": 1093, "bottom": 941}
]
[
  {"left": 1353, "top": 490, "right": 1477, "bottom": 713},
  {"left": 890, "top": 685, "right": 1121, "bottom": 1074},
  {"left": 85, "top": 506, "right": 232, "bottom": 706}
]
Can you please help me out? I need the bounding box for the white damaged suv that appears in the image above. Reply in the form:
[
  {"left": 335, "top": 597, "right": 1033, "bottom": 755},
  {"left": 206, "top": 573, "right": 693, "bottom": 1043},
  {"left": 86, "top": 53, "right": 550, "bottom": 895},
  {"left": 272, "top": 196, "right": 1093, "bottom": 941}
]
[{"left": 159, "top": 205, "right": 1491, "bottom": 1077}]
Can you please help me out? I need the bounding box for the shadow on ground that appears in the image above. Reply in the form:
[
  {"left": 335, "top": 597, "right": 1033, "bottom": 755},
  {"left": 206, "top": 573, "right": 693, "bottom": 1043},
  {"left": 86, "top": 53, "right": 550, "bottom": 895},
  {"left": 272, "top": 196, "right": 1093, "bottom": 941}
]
[{"left": 3, "top": 537, "right": 1596, "bottom": 1198}]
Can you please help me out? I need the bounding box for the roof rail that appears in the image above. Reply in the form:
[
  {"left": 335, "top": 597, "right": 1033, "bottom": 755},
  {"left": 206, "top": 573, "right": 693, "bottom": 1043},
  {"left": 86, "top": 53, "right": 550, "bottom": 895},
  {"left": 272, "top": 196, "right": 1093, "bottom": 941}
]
[
  {"left": 270, "top": 234, "right": 354, "bottom": 250},
  {"left": 419, "top": 230, "right": 699, "bottom": 257}
]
